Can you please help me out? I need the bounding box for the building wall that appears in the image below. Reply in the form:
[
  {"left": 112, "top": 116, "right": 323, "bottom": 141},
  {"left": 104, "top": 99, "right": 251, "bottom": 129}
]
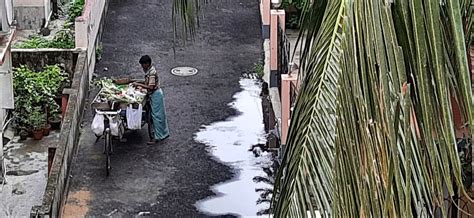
[
  {"left": 14, "top": 0, "right": 43, "bottom": 6},
  {"left": 0, "top": 49, "right": 14, "bottom": 110},
  {"left": 13, "top": 0, "right": 52, "bottom": 30},
  {"left": 0, "top": 32, "right": 13, "bottom": 180},
  {"left": 14, "top": 6, "right": 44, "bottom": 29},
  {"left": 75, "top": 0, "right": 108, "bottom": 81}
]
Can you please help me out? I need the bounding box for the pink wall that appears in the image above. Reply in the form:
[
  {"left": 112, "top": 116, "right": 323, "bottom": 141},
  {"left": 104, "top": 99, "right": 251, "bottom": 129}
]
[
  {"left": 270, "top": 10, "right": 285, "bottom": 72},
  {"left": 281, "top": 74, "right": 298, "bottom": 145}
]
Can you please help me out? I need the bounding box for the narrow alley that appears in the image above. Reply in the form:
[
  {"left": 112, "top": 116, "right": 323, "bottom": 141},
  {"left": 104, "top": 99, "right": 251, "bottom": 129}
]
[{"left": 63, "top": 0, "right": 263, "bottom": 216}]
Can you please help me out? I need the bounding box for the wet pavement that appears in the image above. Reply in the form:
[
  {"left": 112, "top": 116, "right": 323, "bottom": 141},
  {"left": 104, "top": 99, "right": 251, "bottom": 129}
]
[
  {"left": 0, "top": 133, "right": 59, "bottom": 217},
  {"left": 195, "top": 79, "right": 275, "bottom": 217},
  {"left": 64, "top": 0, "right": 263, "bottom": 216}
]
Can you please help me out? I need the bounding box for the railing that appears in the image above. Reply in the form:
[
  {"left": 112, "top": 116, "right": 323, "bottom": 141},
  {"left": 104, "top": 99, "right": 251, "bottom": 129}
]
[
  {"left": 289, "top": 80, "right": 299, "bottom": 118},
  {"left": 277, "top": 18, "right": 290, "bottom": 95}
]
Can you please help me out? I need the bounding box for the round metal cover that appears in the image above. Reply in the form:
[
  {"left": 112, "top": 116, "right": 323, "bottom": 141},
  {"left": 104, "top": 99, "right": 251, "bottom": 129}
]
[{"left": 171, "top": 67, "right": 198, "bottom": 76}]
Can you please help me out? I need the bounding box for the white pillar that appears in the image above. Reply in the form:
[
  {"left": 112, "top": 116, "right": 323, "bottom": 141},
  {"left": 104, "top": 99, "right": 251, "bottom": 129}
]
[
  {"left": 0, "top": 0, "right": 9, "bottom": 31},
  {"left": 75, "top": 17, "right": 88, "bottom": 49}
]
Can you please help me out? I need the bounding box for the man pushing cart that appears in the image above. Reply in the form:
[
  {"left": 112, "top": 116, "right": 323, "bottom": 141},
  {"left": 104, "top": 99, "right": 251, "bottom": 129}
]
[{"left": 91, "top": 55, "right": 169, "bottom": 176}]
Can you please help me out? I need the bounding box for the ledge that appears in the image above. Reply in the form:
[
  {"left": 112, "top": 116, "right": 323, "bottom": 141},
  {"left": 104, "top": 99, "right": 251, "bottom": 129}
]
[
  {"left": 0, "top": 29, "right": 16, "bottom": 64},
  {"left": 62, "top": 88, "right": 77, "bottom": 95},
  {"left": 11, "top": 48, "right": 81, "bottom": 53}
]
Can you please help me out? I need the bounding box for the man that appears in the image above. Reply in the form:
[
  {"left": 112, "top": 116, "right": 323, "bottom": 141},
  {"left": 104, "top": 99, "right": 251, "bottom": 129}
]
[{"left": 133, "top": 55, "right": 170, "bottom": 144}]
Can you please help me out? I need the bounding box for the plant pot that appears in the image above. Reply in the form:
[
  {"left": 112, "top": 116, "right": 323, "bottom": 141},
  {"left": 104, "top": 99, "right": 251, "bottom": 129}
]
[
  {"left": 48, "top": 116, "right": 62, "bottom": 130},
  {"left": 19, "top": 130, "right": 29, "bottom": 140},
  {"left": 54, "top": 95, "right": 62, "bottom": 107},
  {"left": 32, "top": 129, "right": 44, "bottom": 140},
  {"left": 43, "top": 124, "right": 51, "bottom": 136}
]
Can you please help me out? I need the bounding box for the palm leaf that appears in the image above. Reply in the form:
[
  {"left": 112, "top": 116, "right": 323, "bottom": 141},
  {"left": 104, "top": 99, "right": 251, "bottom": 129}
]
[
  {"left": 172, "top": 0, "right": 208, "bottom": 45},
  {"left": 276, "top": 0, "right": 474, "bottom": 217},
  {"left": 271, "top": 0, "right": 345, "bottom": 216}
]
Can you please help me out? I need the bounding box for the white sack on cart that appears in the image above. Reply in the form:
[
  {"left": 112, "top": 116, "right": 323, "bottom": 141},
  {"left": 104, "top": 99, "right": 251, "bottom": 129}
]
[
  {"left": 92, "top": 114, "right": 105, "bottom": 136},
  {"left": 110, "top": 117, "right": 121, "bottom": 136},
  {"left": 126, "top": 104, "right": 142, "bottom": 130}
]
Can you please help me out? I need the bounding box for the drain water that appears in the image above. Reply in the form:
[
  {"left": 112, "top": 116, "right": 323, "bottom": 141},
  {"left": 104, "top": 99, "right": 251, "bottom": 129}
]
[{"left": 171, "top": 67, "right": 198, "bottom": 76}]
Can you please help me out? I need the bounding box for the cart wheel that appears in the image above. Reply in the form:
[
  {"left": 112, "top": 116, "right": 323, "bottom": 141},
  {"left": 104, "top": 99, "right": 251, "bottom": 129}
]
[{"left": 105, "top": 128, "right": 111, "bottom": 176}]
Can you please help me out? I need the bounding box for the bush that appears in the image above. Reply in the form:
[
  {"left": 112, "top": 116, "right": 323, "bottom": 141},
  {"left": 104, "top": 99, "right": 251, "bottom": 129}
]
[
  {"left": 68, "top": 0, "right": 85, "bottom": 23},
  {"left": 255, "top": 62, "right": 264, "bottom": 79},
  {"left": 15, "top": 29, "right": 75, "bottom": 49},
  {"left": 48, "top": 30, "right": 75, "bottom": 48},
  {"left": 29, "top": 107, "right": 47, "bottom": 130},
  {"left": 281, "top": 0, "right": 303, "bottom": 29}
]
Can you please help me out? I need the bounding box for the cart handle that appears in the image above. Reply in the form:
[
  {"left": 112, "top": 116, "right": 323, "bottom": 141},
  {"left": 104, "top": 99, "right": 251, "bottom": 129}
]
[{"left": 95, "top": 109, "right": 122, "bottom": 115}]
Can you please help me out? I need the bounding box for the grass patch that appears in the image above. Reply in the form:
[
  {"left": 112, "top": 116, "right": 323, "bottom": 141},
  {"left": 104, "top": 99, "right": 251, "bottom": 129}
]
[
  {"left": 15, "top": 29, "right": 75, "bottom": 49},
  {"left": 68, "top": 0, "right": 85, "bottom": 23},
  {"left": 255, "top": 62, "right": 264, "bottom": 79}
]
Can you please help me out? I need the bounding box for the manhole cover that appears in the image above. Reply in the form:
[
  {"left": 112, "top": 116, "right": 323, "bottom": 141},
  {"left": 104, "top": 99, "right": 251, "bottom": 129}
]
[{"left": 171, "top": 67, "right": 198, "bottom": 76}]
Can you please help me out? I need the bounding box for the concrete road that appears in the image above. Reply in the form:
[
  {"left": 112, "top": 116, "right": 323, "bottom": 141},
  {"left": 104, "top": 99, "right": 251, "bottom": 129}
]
[{"left": 63, "top": 0, "right": 262, "bottom": 216}]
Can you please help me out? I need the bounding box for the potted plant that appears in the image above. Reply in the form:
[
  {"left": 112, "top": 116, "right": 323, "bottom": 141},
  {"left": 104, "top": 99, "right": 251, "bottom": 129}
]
[
  {"left": 43, "top": 123, "right": 51, "bottom": 136},
  {"left": 12, "top": 65, "right": 68, "bottom": 137},
  {"left": 47, "top": 99, "right": 62, "bottom": 130},
  {"left": 48, "top": 113, "right": 62, "bottom": 130},
  {"left": 29, "top": 107, "right": 46, "bottom": 140}
]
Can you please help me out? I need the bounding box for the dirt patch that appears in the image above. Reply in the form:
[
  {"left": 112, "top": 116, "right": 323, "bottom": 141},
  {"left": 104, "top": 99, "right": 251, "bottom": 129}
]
[{"left": 62, "top": 189, "right": 91, "bottom": 217}]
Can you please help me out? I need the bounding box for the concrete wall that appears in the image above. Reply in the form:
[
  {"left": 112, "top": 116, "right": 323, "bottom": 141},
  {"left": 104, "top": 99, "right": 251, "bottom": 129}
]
[
  {"left": 14, "top": 6, "right": 43, "bottom": 29},
  {"left": 0, "top": 51, "right": 13, "bottom": 142},
  {"left": 75, "top": 0, "right": 109, "bottom": 81},
  {"left": 13, "top": 0, "right": 52, "bottom": 30},
  {"left": 0, "top": 30, "right": 14, "bottom": 183},
  {"left": 259, "top": 0, "right": 282, "bottom": 153},
  {"left": 12, "top": 49, "right": 78, "bottom": 77},
  {"left": 29, "top": 0, "right": 110, "bottom": 216},
  {"left": 0, "top": 48, "right": 14, "bottom": 109},
  {"left": 30, "top": 51, "right": 88, "bottom": 217},
  {"left": 14, "top": 0, "right": 43, "bottom": 6}
]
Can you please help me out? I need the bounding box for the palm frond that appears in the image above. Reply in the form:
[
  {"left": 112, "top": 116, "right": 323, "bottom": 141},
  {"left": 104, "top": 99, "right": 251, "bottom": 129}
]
[
  {"left": 271, "top": 0, "right": 346, "bottom": 217},
  {"left": 172, "top": 0, "right": 208, "bottom": 45},
  {"left": 275, "top": 0, "right": 474, "bottom": 217}
]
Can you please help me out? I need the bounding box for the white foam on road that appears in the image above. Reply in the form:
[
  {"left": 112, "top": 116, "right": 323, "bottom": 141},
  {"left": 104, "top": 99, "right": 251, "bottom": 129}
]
[{"left": 195, "top": 79, "right": 273, "bottom": 217}]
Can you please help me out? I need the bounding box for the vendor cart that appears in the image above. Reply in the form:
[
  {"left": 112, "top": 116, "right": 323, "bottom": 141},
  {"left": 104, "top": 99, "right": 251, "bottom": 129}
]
[{"left": 91, "top": 79, "right": 153, "bottom": 176}]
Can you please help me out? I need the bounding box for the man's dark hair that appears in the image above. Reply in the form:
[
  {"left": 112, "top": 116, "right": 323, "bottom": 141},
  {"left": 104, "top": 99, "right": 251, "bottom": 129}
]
[{"left": 139, "top": 55, "right": 152, "bottom": 65}]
